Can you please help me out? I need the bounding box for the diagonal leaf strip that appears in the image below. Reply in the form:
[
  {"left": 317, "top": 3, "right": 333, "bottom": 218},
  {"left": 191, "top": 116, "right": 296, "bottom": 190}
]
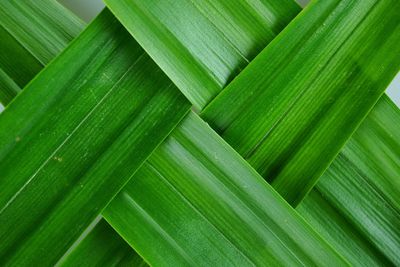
[
  {"left": 0, "top": 10, "right": 190, "bottom": 265},
  {"left": 297, "top": 95, "right": 400, "bottom": 265},
  {"left": 201, "top": 0, "right": 400, "bottom": 205},
  {"left": 0, "top": 68, "right": 20, "bottom": 106},
  {"left": 0, "top": 0, "right": 83, "bottom": 65},
  {"left": 103, "top": 113, "right": 348, "bottom": 266},
  {"left": 104, "top": 0, "right": 400, "bottom": 264},
  {"left": 2, "top": 0, "right": 400, "bottom": 264},
  {"left": 0, "top": 3, "right": 143, "bottom": 263},
  {"left": 57, "top": 218, "right": 148, "bottom": 267},
  {"left": 104, "top": 0, "right": 300, "bottom": 110},
  {"left": 0, "top": 0, "right": 83, "bottom": 105}
]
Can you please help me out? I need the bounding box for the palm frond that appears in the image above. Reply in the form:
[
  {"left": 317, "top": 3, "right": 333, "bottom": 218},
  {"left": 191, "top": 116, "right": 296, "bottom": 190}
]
[
  {"left": 105, "top": 0, "right": 300, "bottom": 109},
  {"left": 0, "top": 0, "right": 399, "bottom": 265},
  {"left": 0, "top": 0, "right": 83, "bottom": 104},
  {"left": 0, "top": 10, "right": 189, "bottom": 265},
  {"left": 104, "top": 113, "right": 346, "bottom": 266}
]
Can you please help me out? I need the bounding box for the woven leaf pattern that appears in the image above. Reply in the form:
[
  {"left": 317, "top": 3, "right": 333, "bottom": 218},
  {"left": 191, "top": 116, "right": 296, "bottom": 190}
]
[{"left": 0, "top": 0, "right": 399, "bottom": 266}]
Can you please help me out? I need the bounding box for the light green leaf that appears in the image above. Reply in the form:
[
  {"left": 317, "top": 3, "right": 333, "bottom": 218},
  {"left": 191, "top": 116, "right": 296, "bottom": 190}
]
[
  {"left": 202, "top": 0, "right": 400, "bottom": 205},
  {"left": 104, "top": 113, "right": 348, "bottom": 266},
  {"left": 104, "top": 0, "right": 300, "bottom": 110},
  {"left": 0, "top": 10, "right": 189, "bottom": 265}
]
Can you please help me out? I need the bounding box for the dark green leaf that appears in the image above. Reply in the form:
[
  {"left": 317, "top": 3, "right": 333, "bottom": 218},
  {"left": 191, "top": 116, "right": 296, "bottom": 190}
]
[
  {"left": 298, "top": 95, "right": 400, "bottom": 266},
  {"left": 0, "top": 68, "right": 20, "bottom": 105},
  {"left": 0, "top": 0, "right": 84, "bottom": 104},
  {"left": 58, "top": 217, "right": 148, "bottom": 267},
  {"left": 202, "top": 0, "right": 400, "bottom": 205},
  {"left": 0, "top": 10, "right": 189, "bottom": 265}
]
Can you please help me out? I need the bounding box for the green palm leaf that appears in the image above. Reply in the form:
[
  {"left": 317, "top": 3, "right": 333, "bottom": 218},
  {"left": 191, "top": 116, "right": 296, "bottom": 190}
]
[
  {"left": 105, "top": 0, "right": 400, "bottom": 204},
  {"left": 202, "top": 0, "right": 400, "bottom": 205},
  {"left": 102, "top": 0, "right": 400, "bottom": 264},
  {"left": 58, "top": 218, "right": 146, "bottom": 266},
  {"left": 105, "top": 0, "right": 300, "bottom": 110},
  {"left": 0, "top": 10, "right": 189, "bottom": 265},
  {"left": 104, "top": 113, "right": 346, "bottom": 266},
  {"left": 0, "top": 0, "right": 399, "bottom": 265},
  {"left": 298, "top": 95, "right": 400, "bottom": 265},
  {"left": 0, "top": 0, "right": 83, "bottom": 104},
  {"left": 0, "top": 68, "right": 20, "bottom": 106}
]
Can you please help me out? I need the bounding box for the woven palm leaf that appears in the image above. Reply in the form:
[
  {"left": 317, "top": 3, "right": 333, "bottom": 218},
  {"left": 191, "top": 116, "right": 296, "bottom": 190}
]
[{"left": 0, "top": 0, "right": 399, "bottom": 266}]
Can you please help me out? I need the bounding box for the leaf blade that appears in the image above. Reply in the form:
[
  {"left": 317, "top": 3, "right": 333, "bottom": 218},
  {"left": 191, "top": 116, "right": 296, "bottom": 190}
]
[
  {"left": 104, "top": 0, "right": 300, "bottom": 109},
  {"left": 0, "top": 9, "right": 190, "bottom": 265},
  {"left": 58, "top": 217, "right": 147, "bottom": 267},
  {"left": 0, "top": 0, "right": 84, "bottom": 104},
  {"left": 103, "top": 113, "right": 348, "bottom": 266},
  {"left": 298, "top": 95, "right": 400, "bottom": 266},
  {"left": 201, "top": 0, "right": 400, "bottom": 205}
]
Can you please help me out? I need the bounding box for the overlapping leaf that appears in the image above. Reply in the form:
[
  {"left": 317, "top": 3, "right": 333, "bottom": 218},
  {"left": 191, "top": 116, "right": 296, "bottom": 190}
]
[
  {"left": 0, "top": 10, "right": 189, "bottom": 265},
  {"left": 202, "top": 0, "right": 400, "bottom": 204},
  {"left": 298, "top": 95, "right": 400, "bottom": 266},
  {"left": 105, "top": 0, "right": 300, "bottom": 110},
  {"left": 103, "top": 0, "right": 400, "bottom": 264},
  {"left": 0, "top": 0, "right": 83, "bottom": 104},
  {"left": 106, "top": 0, "right": 400, "bottom": 206},
  {"left": 0, "top": 3, "right": 344, "bottom": 264},
  {"left": 0, "top": 3, "right": 140, "bottom": 264},
  {"left": 0, "top": 1, "right": 396, "bottom": 263},
  {"left": 58, "top": 218, "right": 146, "bottom": 266},
  {"left": 104, "top": 113, "right": 347, "bottom": 266}
]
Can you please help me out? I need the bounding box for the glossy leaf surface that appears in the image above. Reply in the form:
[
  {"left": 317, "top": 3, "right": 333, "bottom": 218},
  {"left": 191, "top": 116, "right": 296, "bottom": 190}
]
[
  {"left": 298, "top": 95, "right": 400, "bottom": 266},
  {"left": 58, "top": 217, "right": 148, "bottom": 267},
  {"left": 0, "top": 0, "right": 83, "bottom": 104},
  {"left": 202, "top": 0, "right": 400, "bottom": 205},
  {"left": 104, "top": 0, "right": 300, "bottom": 109},
  {"left": 104, "top": 113, "right": 347, "bottom": 266},
  {"left": 0, "top": 10, "right": 189, "bottom": 265}
]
